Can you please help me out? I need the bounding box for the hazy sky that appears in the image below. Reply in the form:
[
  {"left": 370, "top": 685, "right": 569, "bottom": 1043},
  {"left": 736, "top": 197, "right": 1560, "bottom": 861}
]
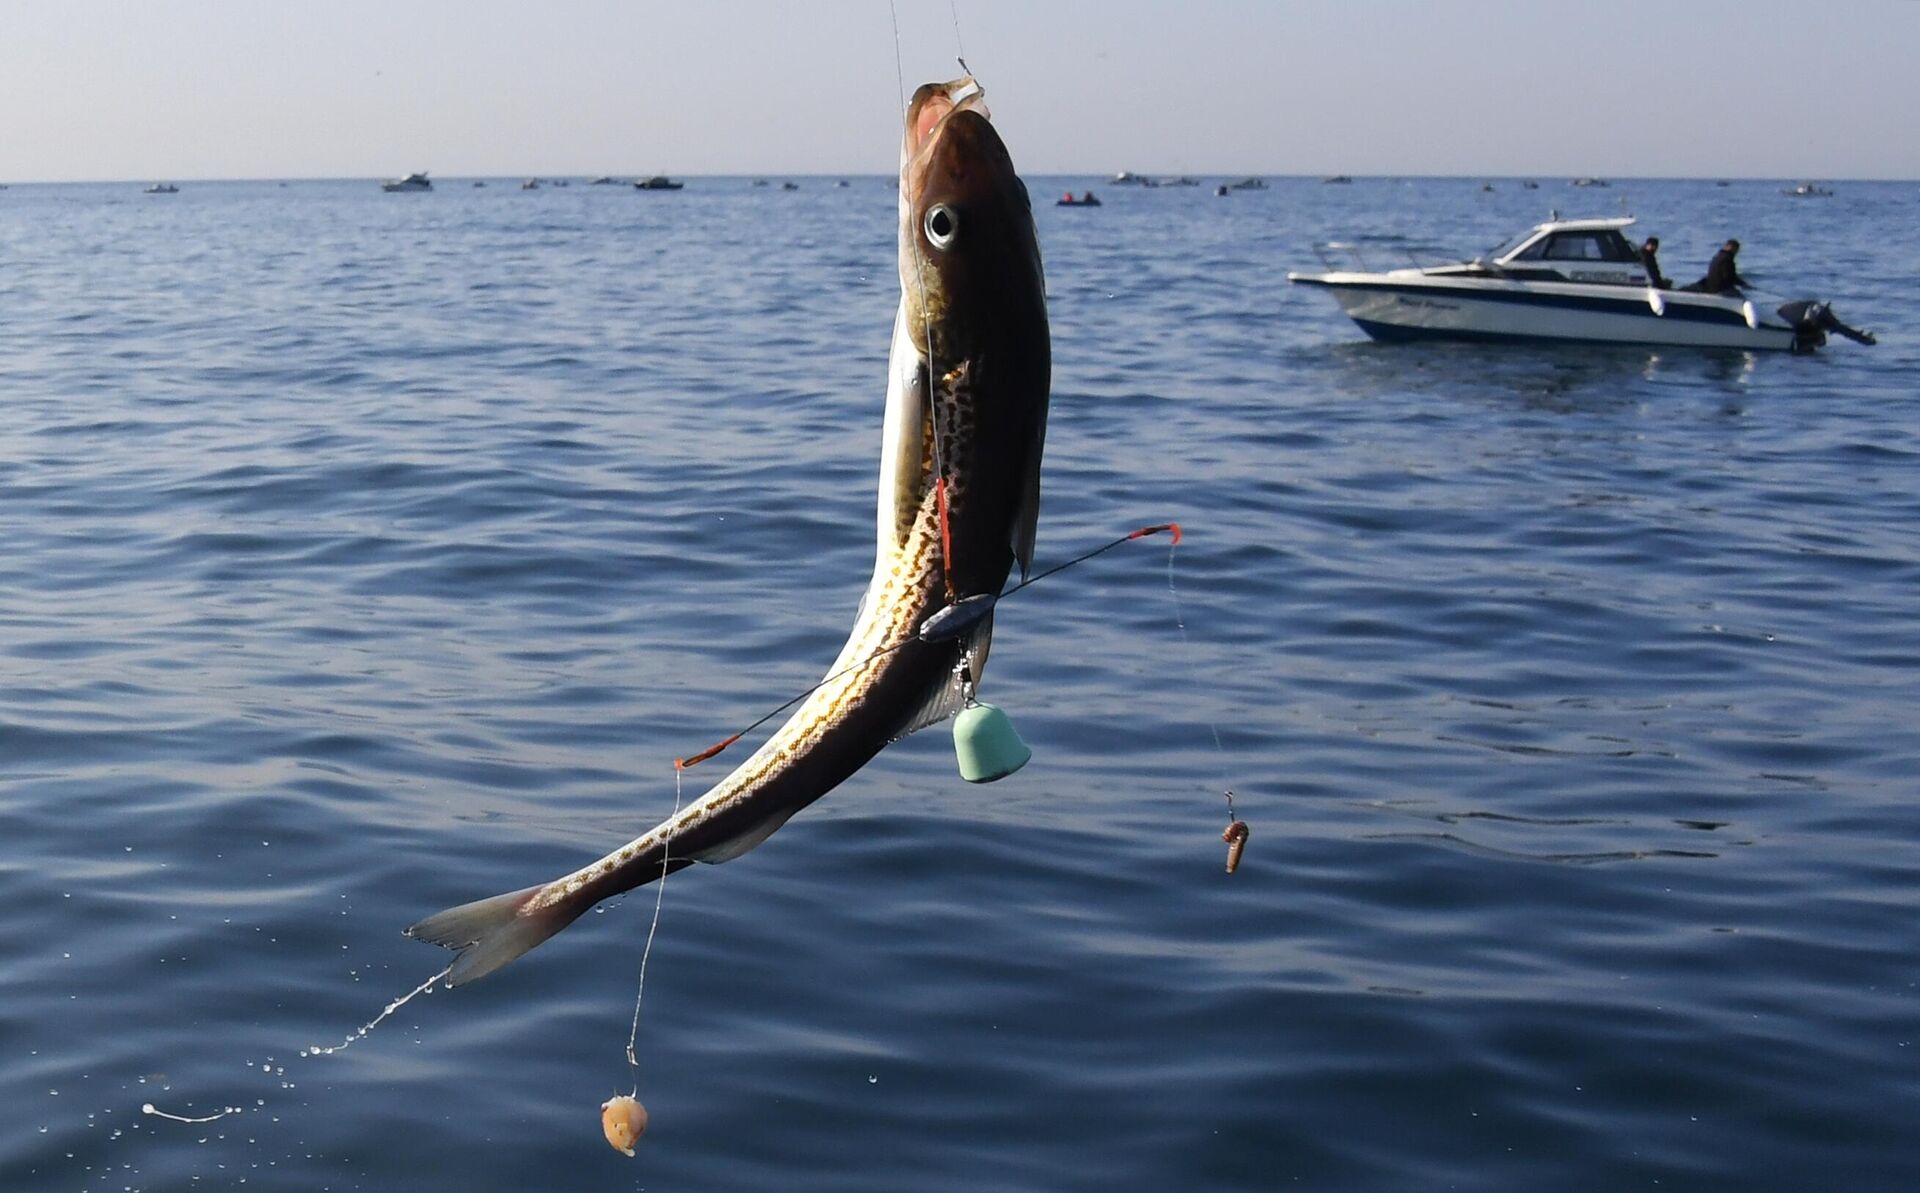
[{"left": 5, "top": 1, "right": 1918, "bottom": 182}]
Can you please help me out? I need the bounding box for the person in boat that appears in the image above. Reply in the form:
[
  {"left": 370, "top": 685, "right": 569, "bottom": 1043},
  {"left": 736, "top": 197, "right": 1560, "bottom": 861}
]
[
  {"left": 1638, "top": 237, "right": 1670, "bottom": 289},
  {"left": 1686, "top": 239, "right": 1751, "bottom": 294}
]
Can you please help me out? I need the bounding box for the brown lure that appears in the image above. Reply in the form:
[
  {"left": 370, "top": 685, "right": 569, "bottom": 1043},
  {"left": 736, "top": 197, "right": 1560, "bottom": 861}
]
[{"left": 1222, "top": 820, "right": 1249, "bottom": 873}]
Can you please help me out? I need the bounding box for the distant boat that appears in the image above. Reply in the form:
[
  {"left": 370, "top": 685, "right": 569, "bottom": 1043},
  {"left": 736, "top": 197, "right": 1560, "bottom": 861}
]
[
  {"left": 634, "top": 175, "right": 684, "bottom": 191},
  {"left": 1215, "top": 184, "right": 1230, "bottom": 196},
  {"left": 1521, "top": 180, "right": 1540, "bottom": 189},
  {"left": 835, "top": 179, "right": 850, "bottom": 187},
  {"left": 1570, "top": 176, "right": 1608, "bottom": 188},
  {"left": 1322, "top": 175, "right": 1352, "bottom": 185},
  {"left": 552, "top": 178, "right": 570, "bottom": 187},
  {"left": 751, "top": 179, "right": 769, "bottom": 187},
  {"left": 382, "top": 172, "right": 431, "bottom": 192},
  {"left": 781, "top": 181, "right": 799, "bottom": 190},
  {"left": 1109, "top": 171, "right": 1152, "bottom": 186},
  {"left": 473, "top": 181, "right": 487, "bottom": 188},
  {"left": 1226, "top": 176, "right": 1267, "bottom": 191},
  {"left": 144, "top": 183, "right": 179, "bottom": 194},
  {"left": 1781, "top": 182, "right": 1833, "bottom": 197},
  {"left": 521, "top": 178, "right": 541, "bottom": 190},
  {"left": 1480, "top": 183, "right": 1495, "bottom": 192},
  {"left": 1160, "top": 176, "right": 1200, "bottom": 187},
  {"left": 1056, "top": 190, "right": 1102, "bottom": 207},
  {"left": 588, "top": 176, "right": 616, "bottom": 185}
]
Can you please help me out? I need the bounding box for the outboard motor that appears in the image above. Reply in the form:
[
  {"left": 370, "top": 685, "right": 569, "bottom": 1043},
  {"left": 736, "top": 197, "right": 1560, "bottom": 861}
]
[{"left": 1779, "top": 300, "right": 1877, "bottom": 352}]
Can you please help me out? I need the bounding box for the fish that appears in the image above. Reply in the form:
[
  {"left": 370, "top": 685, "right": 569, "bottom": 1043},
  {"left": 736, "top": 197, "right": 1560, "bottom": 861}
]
[{"left": 407, "top": 76, "right": 1050, "bottom": 985}]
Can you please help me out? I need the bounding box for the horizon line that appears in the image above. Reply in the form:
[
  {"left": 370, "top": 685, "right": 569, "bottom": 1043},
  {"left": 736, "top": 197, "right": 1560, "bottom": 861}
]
[{"left": 6, "top": 171, "right": 1915, "bottom": 188}]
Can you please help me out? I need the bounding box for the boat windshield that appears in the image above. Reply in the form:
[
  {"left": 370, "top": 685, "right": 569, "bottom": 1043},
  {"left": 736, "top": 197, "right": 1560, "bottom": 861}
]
[{"left": 1482, "top": 229, "right": 1539, "bottom": 262}]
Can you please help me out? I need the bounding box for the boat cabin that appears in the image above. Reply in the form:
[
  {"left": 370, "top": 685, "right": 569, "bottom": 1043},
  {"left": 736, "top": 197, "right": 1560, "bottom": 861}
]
[{"left": 1477, "top": 217, "right": 1648, "bottom": 285}]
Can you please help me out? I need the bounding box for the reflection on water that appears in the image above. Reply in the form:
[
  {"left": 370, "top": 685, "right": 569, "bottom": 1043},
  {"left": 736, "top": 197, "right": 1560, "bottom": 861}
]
[{"left": 1321, "top": 339, "right": 1769, "bottom": 411}]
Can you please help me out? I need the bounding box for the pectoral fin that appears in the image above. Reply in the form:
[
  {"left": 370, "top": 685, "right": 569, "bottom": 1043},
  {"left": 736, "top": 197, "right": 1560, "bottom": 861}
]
[
  {"left": 894, "top": 612, "right": 994, "bottom": 739},
  {"left": 689, "top": 807, "right": 797, "bottom": 863}
]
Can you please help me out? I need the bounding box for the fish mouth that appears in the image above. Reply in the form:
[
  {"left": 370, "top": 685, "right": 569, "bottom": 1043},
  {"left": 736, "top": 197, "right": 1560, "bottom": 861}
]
[{"left": 901, "top": 76, "right": 991, "bottom": 197}]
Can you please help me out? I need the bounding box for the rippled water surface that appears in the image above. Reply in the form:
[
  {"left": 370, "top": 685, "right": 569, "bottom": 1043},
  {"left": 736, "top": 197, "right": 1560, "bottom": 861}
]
[{"left": 4, "top": 174, "right": 1918, "bottom": 1191}]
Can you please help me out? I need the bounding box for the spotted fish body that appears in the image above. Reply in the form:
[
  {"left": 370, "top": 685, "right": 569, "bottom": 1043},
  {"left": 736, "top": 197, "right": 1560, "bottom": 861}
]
[{"left": 408, "top": 78, "right": 1049, "bottom": 984}]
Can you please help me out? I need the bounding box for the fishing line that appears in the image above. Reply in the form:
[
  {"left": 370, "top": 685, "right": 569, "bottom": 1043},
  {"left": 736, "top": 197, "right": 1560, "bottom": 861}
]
[
  {"left": 1163, "top": 537, "right": 1221, "bottom": 757},
  {"left": 948, "top": 0, "right": 968, "bottom": 66},
  {"left": 623, "top": 764, "right": 685, "bottom": 1084},
  {"left": 674, "top": 522, "right": 1181, "bottom": 771},
  {"left": 887, "top": 0, "right": 908, "bottom": 119},
  {"left": 1162, "top": 532, "right": 1249, "bottom": 871},
  {"left": 1003, "top": 522, "right": 1180, "bottom": 598}
]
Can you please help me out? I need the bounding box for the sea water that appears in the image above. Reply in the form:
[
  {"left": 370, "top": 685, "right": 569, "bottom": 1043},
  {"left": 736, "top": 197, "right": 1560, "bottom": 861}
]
[{"left": 3, "top": 175, "right": 1917, "bottom": 1190}]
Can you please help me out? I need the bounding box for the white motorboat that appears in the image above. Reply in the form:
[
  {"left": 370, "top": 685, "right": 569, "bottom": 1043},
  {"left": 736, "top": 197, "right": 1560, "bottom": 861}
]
[
  {"left": 382, "top": 171, "right": 432, "bottom": 193},
  {"left": 144, "top": 183, "right": 179, "bottom": 194},
  {"left": 1287, "top": 216, "right": 1874, "bottom": 352}
]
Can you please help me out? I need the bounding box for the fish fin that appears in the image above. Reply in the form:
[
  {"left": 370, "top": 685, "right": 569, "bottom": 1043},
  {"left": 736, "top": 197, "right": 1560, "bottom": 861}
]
[
  {"left": 894, "top": 613, "right": 993, "bottom": 739},
  {"left": 405, "top": 882, "right": 587, "bottom": 986},
  {"left": 878, "top": 341, "right": 931, "bottom": 556},
  {"left": 1010, "top": 404, "right": 1048, "bottom": 581},
  {"left": 690, "top": 806, "right": 797, "bottom": 863}
]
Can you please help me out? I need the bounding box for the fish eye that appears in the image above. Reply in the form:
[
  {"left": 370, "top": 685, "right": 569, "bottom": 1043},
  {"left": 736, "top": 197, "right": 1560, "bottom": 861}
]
[{"left": 924, "top": 204, "right": 959, "bottom": 250}]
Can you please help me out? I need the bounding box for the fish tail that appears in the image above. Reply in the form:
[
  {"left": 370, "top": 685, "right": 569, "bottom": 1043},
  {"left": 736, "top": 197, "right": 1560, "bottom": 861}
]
[{"left": 405, "top": 882, "right": 587, "bottom": 986}]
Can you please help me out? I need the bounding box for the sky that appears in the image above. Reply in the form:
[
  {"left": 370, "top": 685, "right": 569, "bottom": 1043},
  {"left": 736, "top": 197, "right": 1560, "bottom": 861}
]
[{"left": 4, "top": 0, "right": 1918, "bottom": 183}]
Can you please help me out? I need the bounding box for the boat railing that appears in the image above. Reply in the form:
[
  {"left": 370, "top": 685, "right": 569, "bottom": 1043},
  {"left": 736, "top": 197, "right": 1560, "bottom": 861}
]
[{"left": 1311, "top": 242, "right": 1439, "bottom": 273}]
